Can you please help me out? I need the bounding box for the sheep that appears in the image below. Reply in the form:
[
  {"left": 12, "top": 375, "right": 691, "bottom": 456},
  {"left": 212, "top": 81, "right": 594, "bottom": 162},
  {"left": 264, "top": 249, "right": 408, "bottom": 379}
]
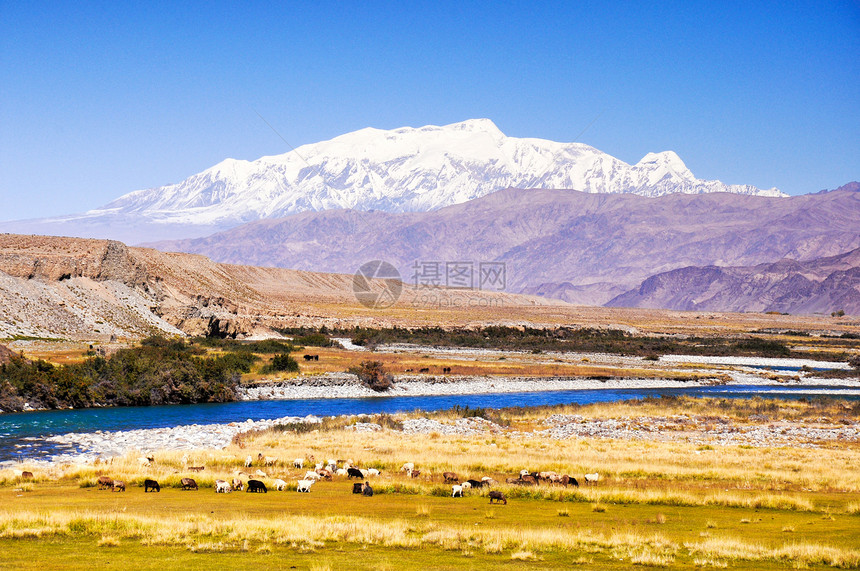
[
  {"left": 258, "top": 453, "right": 277, "bottom": 467},
  {"left": 244, "top": 455, "right": 253, "bottom": 467},
  {"left": 347, "top": 467, "right": 364, "bottom": 479},
  {"left": 583, "top": 472, "right": 599, "bottom": 484},
  {"left": 451, "top": 484, "right": 464, "bottom": 497},
  {"left": 488, "top": 491, "right": 507, "bottom": 504},
  {"left": 401, "top": 462, "right": 415, "bottom": 472},
  {"left": 273, "top": 478, "right": 287, "bottom": 491},
  {"left": 231, "top": 478, "right": 244, "bottom": 491},
  {"left": 296, "top": 479, "right": 314, "bottom": 493},
  {"left": 97, "top": 476, "right": 114, "bottom": 490},
  {"left": 293, "top": 458, "right": 304, "bottom": 469},
  {"left": 144, "top": 478, "right": 160, "bottom": 492},
  {"left": 443, "top": 472, "right": 459, "bottom": 483},
  {"left": 112, "top": 480, "right": 126, "bottom": 492},
  {"left": 560, "top": 475, "right": 579, "bottom": 487},
  {"left": 246, "top": 479, "right": 267, "bottom": 493},
  {"left": 215, "top": 479, "right": 232, "bottom": 493},
  {"left": 181, "top": 478, "right": 198, "bottom": 491}
]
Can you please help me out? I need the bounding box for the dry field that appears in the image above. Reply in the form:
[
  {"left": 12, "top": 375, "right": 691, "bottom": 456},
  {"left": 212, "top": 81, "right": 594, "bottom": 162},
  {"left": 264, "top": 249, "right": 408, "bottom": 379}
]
[{"left": 2, "top": 399, "right": 859, "bottom": 570}]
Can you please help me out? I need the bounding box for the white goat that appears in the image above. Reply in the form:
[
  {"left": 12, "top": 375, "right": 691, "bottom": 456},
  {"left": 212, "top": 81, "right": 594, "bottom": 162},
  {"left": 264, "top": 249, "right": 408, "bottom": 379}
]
[
  {"left": 366, "top": 468, "right": 380, "bottom": 477},
  {"left": 215, "top": 479, "right": 232, "bottom": 493},
  {"left": 296, "top": 479, "right": 314, "bottom": 493},
  {"left": 401, "top": 462, "right": 414, "bottom": 472},
  {"left": 273, "top": 478, "right": 287, "bottom": 491},
  {"left": 584, "top": 472, "right": 600, "bottom": 484},
  {"left": 293, "top": 458, "right": 304, "bottom": 469},
  {"left": 336, "top": 468, "right": 348, "bottom": 477},
  {"left": 244, "top": 455, "right": 253, "bottom": 467},
  {"left": 452, "top": 484, "right": 464, "bottom": 497},
  {"left": 304, "top": 471, "right": 321, "bottom": 481}
]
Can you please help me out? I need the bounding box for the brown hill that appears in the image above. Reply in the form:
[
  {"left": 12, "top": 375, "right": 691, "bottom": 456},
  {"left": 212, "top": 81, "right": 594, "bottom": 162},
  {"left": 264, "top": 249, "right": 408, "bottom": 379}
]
[
  {"left": 149, "top": 185, "right": 860, "bottom": 307},
  {"left": 607, "top": 248, "right": 860, "bottom": 315},
  {"left": 0, "top": 234, "right": 559, "bottom": 340}
]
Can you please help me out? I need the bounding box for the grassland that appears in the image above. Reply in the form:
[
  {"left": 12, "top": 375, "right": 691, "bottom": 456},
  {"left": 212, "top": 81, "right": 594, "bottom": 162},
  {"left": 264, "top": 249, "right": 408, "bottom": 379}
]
[{"left": 2, "top": 398, "right": 859, "bottom": 570}]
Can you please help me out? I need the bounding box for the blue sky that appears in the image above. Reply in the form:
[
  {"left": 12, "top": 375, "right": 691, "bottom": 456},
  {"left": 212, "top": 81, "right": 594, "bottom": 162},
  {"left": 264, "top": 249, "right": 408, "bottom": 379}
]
[{"left": 1, "top": 1, "right": 858, "bottom": 220}]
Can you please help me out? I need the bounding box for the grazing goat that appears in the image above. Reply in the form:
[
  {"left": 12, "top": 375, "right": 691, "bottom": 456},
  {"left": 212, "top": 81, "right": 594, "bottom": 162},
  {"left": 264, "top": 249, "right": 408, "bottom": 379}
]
[
  {"left": 366, "top": 468, "right": 379, "bottom": 477},
  {"left": 273, "top": 478, "right": 287, "bottom": 491},
  {"left": 144, "top": 479, "right": 160, "bottom": 492},
  {"left": 304, "top": 471, "right": 322, "bottom": 481},
  {"left": 255, "top": 469, "right": 268, "bottom": 478},
  {"left": 466, "top": 479, "right": 485, "bottom": 489},
  {"left": 401, "top": 462, "right": 414, "bottom": 472},
  {"left": 442, "top": 471, "right": 459, "bottom": 483},
  {"left": 521, "top": 474, "right": 538, "bottom": 486},
  {"left": 181, "top": 477, "right": 198, "bottom": 491},
  {"left": 583, "top": 473, "right": 599, "bottom": 484},
  {"left": 461, "top": 481, "right": 472, "bottom": 490},
  {"left": 231, "top": 478, "right": 244, "bottom": 491},
  {"left": 112, "top": 480, "right": 125, "bottom": 492},
  {"left": 317, "top": 469, "right": 333, "bottom": 480},
  {"left": 215, "top": 479, "right": 232, "bottom": 493},
  {"left": 451, "top": 484, "right": 464, "bottom": 497},
  {"left": 481, "top": 477, "right": 497, "bottom": 486},
  {"left": 97, "top": 476, "right": 114, "bottom": 490},
  {"left": 296, "top": 479, "right": 314, "bottom": 493},
  {"left": 246, "top": 479, "right": 267, "bottom": 493},
  {"left": 244, "top": 455, "right": 253, "bottom": 467},
  {"left": 336, "top": 468, "right": 348, "bottom": 477},
  {"left": 347, "top": 467, "right": 364, "bottom": 479},
  {"left": 293, "top": 458, "right": 304, "bottom": 469},
  {"left": 188, "top": 466, "right": 204, "bottom": 472},
  {"left": 488, "top": 491, "right": 507, "bottom": 504},
  {"left": 408, "top": 469, "right": 421, "bottom": 478},
  {"left": 362, "top": 482, "right": 373, "bottom": 496},
  {"left": 20, "top": 471, "right": 34, "bottom": 479}
]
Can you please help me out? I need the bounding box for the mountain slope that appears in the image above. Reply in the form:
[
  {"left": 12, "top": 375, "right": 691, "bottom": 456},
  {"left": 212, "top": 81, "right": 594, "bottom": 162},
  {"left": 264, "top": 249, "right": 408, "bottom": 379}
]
[
  {"left": 607, "top": 248, "right": 860, "bottom": 315},
  {"left": 0, "top": 119, "right": 783, "bottom": 244},
  {"left": 149, "top": 185, "right": 860, "bottom": 307}
]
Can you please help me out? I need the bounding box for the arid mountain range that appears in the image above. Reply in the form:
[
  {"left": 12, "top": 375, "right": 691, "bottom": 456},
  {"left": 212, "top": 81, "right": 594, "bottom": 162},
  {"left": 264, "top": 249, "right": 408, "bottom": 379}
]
[
  {"left": 150, "top": 184, "right": 860, "bottom": 311},
  {"left": 608, "top": 247, "right": 860, "bottom": 315}
]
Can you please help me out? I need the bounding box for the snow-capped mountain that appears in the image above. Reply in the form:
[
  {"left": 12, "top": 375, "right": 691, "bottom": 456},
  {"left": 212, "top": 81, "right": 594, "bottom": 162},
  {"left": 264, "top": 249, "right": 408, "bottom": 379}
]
[{"left": 0, "top": 119, "right": 783, "bottom": 243}]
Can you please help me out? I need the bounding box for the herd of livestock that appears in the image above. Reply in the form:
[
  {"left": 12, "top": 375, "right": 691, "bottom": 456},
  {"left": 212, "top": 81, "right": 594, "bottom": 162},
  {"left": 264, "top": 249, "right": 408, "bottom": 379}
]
[{"left": 89, "top": 452, "right": 600, "bottom": 506}]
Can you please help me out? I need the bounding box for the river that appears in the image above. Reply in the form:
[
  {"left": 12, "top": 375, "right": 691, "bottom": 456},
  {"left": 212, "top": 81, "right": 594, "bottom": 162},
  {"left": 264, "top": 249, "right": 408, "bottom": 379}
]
[{"left": 2, "top": 384, "right": 859, "bottom": 463}]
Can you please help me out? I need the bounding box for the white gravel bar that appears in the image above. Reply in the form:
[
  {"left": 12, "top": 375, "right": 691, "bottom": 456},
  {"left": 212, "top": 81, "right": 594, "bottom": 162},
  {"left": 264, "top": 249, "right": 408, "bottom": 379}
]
[{"left": 660, "top": 355, "right": 851, "bottom": 369}]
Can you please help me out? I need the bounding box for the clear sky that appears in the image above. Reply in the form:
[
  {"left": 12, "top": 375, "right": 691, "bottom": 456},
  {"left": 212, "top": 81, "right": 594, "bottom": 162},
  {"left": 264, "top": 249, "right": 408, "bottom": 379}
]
[{"left": 1, "top": 1, "right": 858, "bottom": 220}]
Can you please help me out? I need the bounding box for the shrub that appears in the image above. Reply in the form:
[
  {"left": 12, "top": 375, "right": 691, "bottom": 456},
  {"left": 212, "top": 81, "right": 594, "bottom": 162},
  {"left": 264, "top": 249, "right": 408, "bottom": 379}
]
[
  {"left": 263, "top": 354, "right": 299, "bottom": 373},
  {"left": 349, "top": 361, "right": 394, "bottom": 392}
]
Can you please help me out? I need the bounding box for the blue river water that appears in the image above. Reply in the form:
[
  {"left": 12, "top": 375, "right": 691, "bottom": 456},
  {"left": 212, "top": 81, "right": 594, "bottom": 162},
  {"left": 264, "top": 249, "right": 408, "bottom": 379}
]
[{"left": 1, "top": 384, "right": 857, "bottom": 463}]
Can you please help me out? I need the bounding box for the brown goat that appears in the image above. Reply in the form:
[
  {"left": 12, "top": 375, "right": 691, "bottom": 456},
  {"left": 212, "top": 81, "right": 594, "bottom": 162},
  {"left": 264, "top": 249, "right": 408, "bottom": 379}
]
[{"left": 442, "top": 471, "right": 459, "bottom": 483}]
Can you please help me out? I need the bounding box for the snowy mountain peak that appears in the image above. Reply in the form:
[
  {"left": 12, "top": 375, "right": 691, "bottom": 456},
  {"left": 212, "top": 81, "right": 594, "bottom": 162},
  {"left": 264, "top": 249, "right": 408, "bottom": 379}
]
[{"left": 18, "top": 119, "right": 785, "bottom": 241}]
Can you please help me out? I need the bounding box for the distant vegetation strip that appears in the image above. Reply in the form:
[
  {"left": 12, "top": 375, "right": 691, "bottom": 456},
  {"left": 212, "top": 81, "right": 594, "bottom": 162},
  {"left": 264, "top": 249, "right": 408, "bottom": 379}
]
[{"left": 279, "top": 325, "right": 856, "bottom": 362}]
